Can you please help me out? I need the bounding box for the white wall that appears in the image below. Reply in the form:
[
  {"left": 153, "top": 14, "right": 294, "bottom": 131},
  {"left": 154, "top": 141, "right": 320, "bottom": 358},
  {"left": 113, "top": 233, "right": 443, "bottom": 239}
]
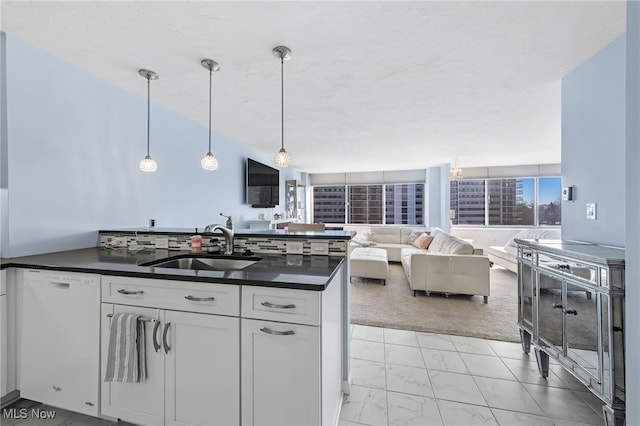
[
  {"left": 4, "top": 34, "right": 301, "bottom": 257},
  {"left": 561, "top": 34, "right": 626, "bottom": 247}
]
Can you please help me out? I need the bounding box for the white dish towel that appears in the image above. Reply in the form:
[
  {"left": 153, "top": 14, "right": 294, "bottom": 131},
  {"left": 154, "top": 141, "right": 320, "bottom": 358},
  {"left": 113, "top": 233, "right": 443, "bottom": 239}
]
[{"left": 104, "top": 313, "right": 147, "bottom": 383}]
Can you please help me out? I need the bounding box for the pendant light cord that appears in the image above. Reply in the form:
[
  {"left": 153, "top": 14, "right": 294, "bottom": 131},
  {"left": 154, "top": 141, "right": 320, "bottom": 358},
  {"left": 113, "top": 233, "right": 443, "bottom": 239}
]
[
  {"left": 281, "top": 56, "right": 284, "bottom": 150},
  {"left": 146, "top": 76, "right": 151, "bottom": 156},
  {"left": 208, "top": 68, "right": 212, "bottom": 152}
]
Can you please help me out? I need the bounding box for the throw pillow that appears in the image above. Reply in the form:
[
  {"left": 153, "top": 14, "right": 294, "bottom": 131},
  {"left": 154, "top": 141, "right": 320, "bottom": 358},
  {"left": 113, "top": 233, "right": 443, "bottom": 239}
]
[
  {"left": 407, "top": 229, "right": 427, "bottom": 245},
  {"left": 412, "top": 233, "right": 434, "bottom": 249}
]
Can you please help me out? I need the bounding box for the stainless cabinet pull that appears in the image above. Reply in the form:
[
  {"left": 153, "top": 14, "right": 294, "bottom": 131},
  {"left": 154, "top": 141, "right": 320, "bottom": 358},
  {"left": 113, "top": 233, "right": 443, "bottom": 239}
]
[
  {"left": 117, "top": 289, "right": 144, "bottom": 295},
  {"left": 260, "top": 327, "right": 295, "bottom": 336},
  {"left": 261, "top": 301, "right": 296, "bottom": 309},
  {"left": 163, "top": 322, "right": 171, "bottom": 354},
  {"left": 185, "top": 295, "right": 215, "bottom": 302},
  {"left": 152, "top": 321, "right": 162, "bottom": 353}
]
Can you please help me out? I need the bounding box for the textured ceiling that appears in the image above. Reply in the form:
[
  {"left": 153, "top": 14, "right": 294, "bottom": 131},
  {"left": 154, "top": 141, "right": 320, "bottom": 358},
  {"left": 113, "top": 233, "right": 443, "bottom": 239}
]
[{"left": 1, "top": 1, "right": 626, "bottom": 173}]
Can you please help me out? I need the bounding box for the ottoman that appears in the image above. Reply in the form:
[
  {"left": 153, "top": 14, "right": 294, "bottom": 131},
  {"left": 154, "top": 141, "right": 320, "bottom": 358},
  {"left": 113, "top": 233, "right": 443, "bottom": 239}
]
[{"left": 350, "top": 247, "right": 389, "bottom": 285}]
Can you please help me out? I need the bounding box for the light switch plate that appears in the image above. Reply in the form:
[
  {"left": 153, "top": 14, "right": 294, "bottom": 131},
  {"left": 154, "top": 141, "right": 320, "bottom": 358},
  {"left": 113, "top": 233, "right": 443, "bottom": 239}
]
[
  {"left": 310, "top": 242, "right": 329, "bottom": 256},
  {"left": 286, "top": 241, "right": 304, "bottom": 254},
  {"left": 586, "top": 203, "right": 597, "bottom": 220}
]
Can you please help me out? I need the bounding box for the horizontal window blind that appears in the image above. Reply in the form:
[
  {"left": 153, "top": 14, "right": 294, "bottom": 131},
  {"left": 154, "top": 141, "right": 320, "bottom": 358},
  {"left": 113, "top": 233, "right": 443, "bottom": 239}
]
[
  {"left": 310, "top": 169, "right": 426, "bottom": 186},
  {"left": 461, "top": 164, "right": 561, "bottom": 179}
]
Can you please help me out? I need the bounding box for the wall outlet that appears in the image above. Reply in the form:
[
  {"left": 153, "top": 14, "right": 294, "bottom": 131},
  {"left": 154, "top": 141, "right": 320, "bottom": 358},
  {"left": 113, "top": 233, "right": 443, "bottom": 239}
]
[
  {"left": 586, "top": 203, "right": 597, "bottom": 220},
  {"left": 286, "top": 241, "right": 304, "bottom": 254},
  {"left": 310, "top": 242, "right": 329, "bottom": 256}
]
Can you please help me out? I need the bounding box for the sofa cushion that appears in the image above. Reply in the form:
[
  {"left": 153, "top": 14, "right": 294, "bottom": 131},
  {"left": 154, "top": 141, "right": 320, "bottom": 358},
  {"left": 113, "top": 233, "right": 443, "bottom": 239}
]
[
  {"left": 412, "top": 233, "right": 434, "bottom": 249},
  {"left": 370, "top": 226, "right": 402, "bottom": 244},
  {"left": 486, "top": 246, "right": 517, "bottom": 263},
  {"left": 506, "top": 228, "right": 561, "bottom": 248},
  {"left": 428, "top": 232, "right": 473, "bottom": 255}
]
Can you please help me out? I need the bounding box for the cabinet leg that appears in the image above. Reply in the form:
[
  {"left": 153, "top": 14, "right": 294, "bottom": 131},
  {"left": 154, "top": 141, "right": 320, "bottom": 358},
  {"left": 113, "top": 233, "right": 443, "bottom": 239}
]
[
  {"left": 602, "top": 404, "right": 625, "bottom": 426},
  {"left": 519, "top": 329, "right": 531, "bottom": 354},
  {"left": 534, "top": 347, "right": 549, "bottom": 378}
]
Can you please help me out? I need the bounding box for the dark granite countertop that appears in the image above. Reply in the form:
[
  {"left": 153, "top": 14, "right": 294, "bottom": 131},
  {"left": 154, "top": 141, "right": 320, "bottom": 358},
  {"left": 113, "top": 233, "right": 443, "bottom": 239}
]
[
  {"left": 100, "top": 227, "right": 356, "bottom": 240},
  {"left": 0, "top": 248, "right": 345, "bottom": 291},
  {"left": 514, "top": 238, "right": 625, "bottom": 266}
]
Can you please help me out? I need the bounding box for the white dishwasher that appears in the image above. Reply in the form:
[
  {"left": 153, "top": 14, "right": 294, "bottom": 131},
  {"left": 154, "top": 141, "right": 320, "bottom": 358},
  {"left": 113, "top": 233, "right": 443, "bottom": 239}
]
[{"left": 21, "top": 269, "right": 100, "bottom": 416}]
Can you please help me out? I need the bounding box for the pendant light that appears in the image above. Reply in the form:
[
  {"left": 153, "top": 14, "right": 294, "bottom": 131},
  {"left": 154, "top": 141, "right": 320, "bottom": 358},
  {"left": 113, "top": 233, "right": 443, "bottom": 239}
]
[
  {"left": 200, "top": 59, "right": 220, "bottom": 170},
  {"left": 273, "top": 46, "right": 292, "bottom": 168},
  {"left": 450, "top": 160, "right": 463, "bottom": 180},
  {"left": 139, "top": 69, "right": 159, "bottom": 172}
]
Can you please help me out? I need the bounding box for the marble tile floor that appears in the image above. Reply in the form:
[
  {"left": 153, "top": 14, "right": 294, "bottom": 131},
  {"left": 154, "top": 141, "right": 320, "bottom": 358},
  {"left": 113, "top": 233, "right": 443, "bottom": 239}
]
[{"left": 341, "top": 324, "right": 606, "bottom": 426}]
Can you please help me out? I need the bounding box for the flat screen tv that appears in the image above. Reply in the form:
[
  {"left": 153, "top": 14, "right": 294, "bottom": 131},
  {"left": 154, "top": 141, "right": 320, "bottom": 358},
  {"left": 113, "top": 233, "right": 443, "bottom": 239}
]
[{"left": 246, "top": 158, "right": 280, "bottom": 208}]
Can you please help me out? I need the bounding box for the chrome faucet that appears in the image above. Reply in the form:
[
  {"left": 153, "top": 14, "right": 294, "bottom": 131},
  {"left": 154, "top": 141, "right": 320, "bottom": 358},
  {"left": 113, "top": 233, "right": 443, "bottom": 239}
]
[
  {"left": 219, "top": 213, "right": 233, "bottom": 230},
  {"left": 204, "top": 225, "right": 234, "bottom": 255}
]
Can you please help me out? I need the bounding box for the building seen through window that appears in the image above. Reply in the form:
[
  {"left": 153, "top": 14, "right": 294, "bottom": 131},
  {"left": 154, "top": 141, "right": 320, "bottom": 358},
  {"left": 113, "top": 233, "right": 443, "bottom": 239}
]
[
  {"left": 313, "top": 183, "right": 424, "bottom": 225},
  {"left": 450, "top": 177, "right": 561, "bottom": 226}
]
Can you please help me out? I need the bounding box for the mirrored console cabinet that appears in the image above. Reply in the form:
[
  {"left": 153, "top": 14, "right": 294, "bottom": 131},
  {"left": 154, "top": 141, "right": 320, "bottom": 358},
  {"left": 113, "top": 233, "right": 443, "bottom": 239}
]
[{"left": 516, "top": 239, "right": 625, "bottom": 426}]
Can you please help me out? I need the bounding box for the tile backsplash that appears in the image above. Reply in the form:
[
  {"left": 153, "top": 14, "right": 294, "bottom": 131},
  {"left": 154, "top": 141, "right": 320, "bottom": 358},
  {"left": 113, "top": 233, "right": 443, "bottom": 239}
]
[{"left": 99, "top": 232, "right": 347, "bottom": 257}]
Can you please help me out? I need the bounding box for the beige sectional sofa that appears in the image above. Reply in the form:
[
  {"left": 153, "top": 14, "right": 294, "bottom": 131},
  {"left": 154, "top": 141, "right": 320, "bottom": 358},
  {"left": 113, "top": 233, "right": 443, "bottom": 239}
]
[
  {"left": 351, "top": 226, "right": 430, "bottom": 262},
  {"left": 350, "top": 226, "right": 490, "bottom": 302},
  {"left": 487, "top": 228, "right": 561, "bottom": 273}
]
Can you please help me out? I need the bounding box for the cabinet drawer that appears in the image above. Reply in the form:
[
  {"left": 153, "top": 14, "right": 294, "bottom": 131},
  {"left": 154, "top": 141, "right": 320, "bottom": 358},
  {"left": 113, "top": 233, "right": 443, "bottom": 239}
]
[
  {"left": 241, "top": 286, "right": 320, "bottom": 326},
  {"left": 538, "top": 253, "right": 599, "bottom": 286},
  {"left": 102, "top": 276, "right": 239, "bottom": 317}
]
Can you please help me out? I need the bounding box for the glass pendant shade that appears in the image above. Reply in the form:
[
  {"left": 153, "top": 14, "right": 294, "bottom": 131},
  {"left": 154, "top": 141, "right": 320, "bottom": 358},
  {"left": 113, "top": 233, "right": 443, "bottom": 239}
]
[
  {"left": 139, "top": 69, "right": 158, "bottom": 173},
  {"left": 140, "top": 155, "right": 158, "bottom": 172},
  {"left": 274, "top": 148, "right": 291, "bottom": 167},
  {"left": 201, "top": 59, "right": 220, "bottom": 171},
  {"left": 273, "top": 46, "right": 292, "bottom": 168},
  {"left": 201, "top": 151, "right": 219, "bottom": 170}
]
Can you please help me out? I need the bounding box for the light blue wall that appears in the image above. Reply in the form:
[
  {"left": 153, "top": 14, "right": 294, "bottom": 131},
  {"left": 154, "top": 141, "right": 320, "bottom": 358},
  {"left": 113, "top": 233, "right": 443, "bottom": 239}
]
[
  {"left": 4, "top": 34, "right": 301, "bottom": 257},
  {"left": 425, "top": 165, "right": 449, "bottom": 233},
  {"left": 561, "top": 34, "right": 626, "bottom": 247},
  {"left": 625, "top": 2, "right": 639, "bottom": 423}
]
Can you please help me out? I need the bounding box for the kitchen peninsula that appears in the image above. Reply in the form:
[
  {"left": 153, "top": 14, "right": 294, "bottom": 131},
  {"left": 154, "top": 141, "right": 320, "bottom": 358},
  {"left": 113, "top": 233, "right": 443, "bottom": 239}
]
[{"left": 1, "top": 227, "right": 354, "bottom": 426}]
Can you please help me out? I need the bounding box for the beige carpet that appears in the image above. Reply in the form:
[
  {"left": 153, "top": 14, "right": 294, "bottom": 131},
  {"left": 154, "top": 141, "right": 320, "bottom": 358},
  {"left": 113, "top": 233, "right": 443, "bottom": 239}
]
[{"left": 350, "top": 263, "right": 521, "bottom": 342}]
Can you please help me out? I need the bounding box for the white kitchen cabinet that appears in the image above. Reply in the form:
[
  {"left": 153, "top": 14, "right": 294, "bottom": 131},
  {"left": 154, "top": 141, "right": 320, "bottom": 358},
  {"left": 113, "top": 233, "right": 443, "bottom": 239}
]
[
  {"left": 101, "top": 276, "right": 240, "bottom": 426},
  {"left": 241, "top": 266, "right": 344, "bottom": 426},
  {"left": 1, "top": 269, "right": 6, "bottom": 399},
  {"left": 1, "top": 268, "right": 18, "bottom": 407},
  {"left": 20, "top": 269, "right": 100, "bottom": 416},
  {"left": 100, "top": 304, "right": 165, "bottom": 426},
  {"left": 165, "top": 310, "right": 239, "bottom": 426},
  {"left": 241, "top": 318, "right": 320, "bottom": 426}
]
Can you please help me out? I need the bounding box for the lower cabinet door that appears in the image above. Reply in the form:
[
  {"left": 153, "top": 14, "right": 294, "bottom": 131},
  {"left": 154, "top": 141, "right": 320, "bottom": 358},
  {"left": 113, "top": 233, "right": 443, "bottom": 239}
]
[
  {"left": 241, "top": 318, "right": 320, "bottom": 426},
  {"left": 101, "top": 304, "right": 165, "bottom": 426},
  {"left": 1, "top": 293, "right": 6, "bottom": 398},
  {"left": 165, "top": 310, "right": 240, "bottom": 426}
]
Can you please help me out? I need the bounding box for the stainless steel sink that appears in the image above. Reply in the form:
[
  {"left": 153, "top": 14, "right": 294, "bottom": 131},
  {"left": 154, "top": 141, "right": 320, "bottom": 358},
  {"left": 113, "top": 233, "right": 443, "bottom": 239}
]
[{"left": 142, "top": 255, "right": 260, "bottom": 271}]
